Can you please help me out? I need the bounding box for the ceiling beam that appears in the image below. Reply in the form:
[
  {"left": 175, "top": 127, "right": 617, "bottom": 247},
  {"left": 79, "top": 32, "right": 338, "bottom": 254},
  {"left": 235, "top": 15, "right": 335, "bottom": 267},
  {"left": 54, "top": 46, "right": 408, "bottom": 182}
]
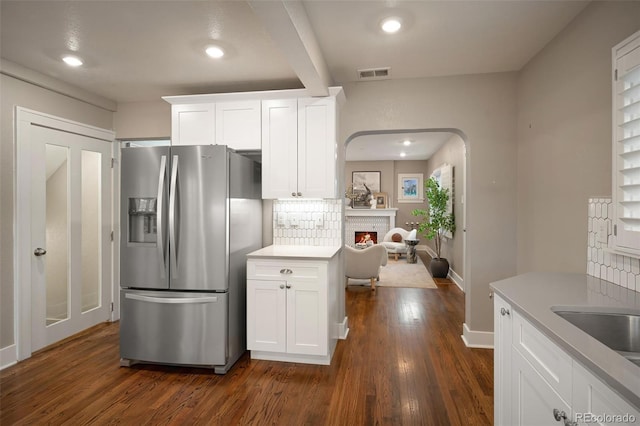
[{"left": 249, "top": 0, "right": 332, "bottom": 97}]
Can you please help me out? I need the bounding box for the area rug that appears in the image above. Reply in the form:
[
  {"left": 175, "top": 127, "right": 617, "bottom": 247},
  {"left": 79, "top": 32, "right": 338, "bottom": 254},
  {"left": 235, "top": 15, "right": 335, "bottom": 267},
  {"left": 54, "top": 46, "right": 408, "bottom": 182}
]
[{"left": 347, "top": 256, "right": 437, "bottom": 289}]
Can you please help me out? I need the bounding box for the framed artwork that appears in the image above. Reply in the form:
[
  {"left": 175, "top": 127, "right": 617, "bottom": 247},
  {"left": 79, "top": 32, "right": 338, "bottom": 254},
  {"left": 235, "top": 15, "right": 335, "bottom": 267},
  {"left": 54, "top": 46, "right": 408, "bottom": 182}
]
[
  {"left": 397, "top": 173, "right": 424, "bottom": 203},
  {"left": 352, "top": 171, "right": 381, "bottom": 193},
  {"left": 374, "top": 192, "right": 388, "bottom": 209}
]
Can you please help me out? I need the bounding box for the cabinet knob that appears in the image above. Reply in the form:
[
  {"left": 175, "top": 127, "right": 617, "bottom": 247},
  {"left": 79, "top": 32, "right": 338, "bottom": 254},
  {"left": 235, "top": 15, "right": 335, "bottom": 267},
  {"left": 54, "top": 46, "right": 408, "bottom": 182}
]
[
  {"left": 279, "top": 284, "right": 285, "bottom": 289},
  {"left": 297, "top": 192, "right": 302, "bottom": 197},
  {"left": 500, "top": 307, "right": 510, "bottom": 316},
  {"left": 291, "top": 192, "right": 296, "bottom": 197},
  {"left": 280, "top": 269, "right": 287, "bottom": 274},
  {"left": 552, "top": 408, "right": 576, "bottom": 425},
  {"left": 489, "top": 291, "right": 493, "bottom": 300},
  {"left": 286, "top": 284, "right": 291, "bottom": 289}
]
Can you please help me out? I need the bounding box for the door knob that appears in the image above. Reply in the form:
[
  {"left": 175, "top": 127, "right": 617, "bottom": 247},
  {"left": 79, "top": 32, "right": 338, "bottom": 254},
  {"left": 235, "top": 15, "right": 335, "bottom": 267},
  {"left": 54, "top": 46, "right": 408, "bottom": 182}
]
[{"left": 34, "top": 247, "right": 47, "bottom": 256}]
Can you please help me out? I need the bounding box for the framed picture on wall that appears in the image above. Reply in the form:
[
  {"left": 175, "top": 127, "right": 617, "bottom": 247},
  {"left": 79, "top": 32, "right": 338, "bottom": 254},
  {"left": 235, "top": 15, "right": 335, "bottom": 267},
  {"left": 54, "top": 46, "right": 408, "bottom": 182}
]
[
  {"left": 397, "top": 173, "right": 424, "bottom": 203},
  {"left": 374, "top": 192, "right": 388, "bottom": 208},
  {"left": 352, "top": 171, "right": 381, "bottom": 193}
]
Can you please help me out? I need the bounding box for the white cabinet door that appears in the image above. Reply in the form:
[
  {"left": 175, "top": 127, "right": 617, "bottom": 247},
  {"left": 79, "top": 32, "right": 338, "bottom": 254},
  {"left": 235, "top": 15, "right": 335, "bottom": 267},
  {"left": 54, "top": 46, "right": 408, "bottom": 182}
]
[
  {"left": 297, "top": 97, "right": 337, "bottom": 198},
  {"left": 494, "top": 295, "right": 512, "bottom": 426},
  {"left": 171, "top": 103, "right": 215, "bottom": 146},
  {"left": 511, "top": 349, "right": 572, "bottom": 426},
  {"left": 215, "top": 100, "right": 261, "bottom": 151},
  {"left": 261, "top": 99, "right": 298, "bottom": 198},
  {"left": 573, "top": 362, "right": 640, "bottom": 425},
  {"left": 247, "top": 279, "right": 287, "bottom": 353},
  {"left": 286, "top": 278, "right": 327, "bottom": 356}
]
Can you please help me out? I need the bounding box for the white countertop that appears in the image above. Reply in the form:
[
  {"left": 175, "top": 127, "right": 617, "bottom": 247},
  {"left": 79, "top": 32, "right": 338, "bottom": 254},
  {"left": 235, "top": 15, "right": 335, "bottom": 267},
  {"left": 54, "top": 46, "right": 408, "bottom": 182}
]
[
  {"left": 491, "top": 272, "right": 640, "bottom": 409},
  {"left": 246, "top": 245, "right": 341, "bottom": 260}
]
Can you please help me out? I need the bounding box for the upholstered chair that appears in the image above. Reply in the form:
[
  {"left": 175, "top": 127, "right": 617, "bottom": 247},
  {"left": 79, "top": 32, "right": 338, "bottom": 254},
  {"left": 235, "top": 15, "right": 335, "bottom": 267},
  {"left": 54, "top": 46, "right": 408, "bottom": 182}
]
[
  {"left": 381, "top": 227, "right": 411, "bottom": 260},
  {"left": 344, "top": 244, "right": 388, "bottom": 291}
]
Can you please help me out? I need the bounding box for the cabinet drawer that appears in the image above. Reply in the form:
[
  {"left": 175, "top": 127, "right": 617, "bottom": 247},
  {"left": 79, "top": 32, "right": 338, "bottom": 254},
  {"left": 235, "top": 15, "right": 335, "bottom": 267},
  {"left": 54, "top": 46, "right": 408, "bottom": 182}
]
[
  {"left": 512, "top": 311, "right": 573, "bottom": 403},
  {"left": 247, "top": 259, "right": 324, "bottom": 280}
]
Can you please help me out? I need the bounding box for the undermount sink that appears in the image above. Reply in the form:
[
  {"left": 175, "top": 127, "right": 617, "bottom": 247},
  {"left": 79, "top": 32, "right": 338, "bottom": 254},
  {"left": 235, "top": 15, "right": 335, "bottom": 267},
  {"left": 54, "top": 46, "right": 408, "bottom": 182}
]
[{"left": 551, "top": 307, "right": 640, "bottom": 367}]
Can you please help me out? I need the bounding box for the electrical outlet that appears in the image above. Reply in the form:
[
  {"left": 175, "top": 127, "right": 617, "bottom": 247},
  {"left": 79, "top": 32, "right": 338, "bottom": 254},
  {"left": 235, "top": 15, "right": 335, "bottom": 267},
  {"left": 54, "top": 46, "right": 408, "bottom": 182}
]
[
  {"left": 313, "top": 212, "right": 324, "bottom": 228},
  {"left": 289, "top": 213, "right": 299, "bottom": 227},
  {"left": 277, "top": 212, "right": 286, "bottom": 227}
]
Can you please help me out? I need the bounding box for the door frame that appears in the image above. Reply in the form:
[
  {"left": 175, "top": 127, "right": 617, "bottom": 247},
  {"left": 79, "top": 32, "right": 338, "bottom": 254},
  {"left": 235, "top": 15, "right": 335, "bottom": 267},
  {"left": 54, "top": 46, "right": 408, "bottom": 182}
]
[{"left": 15, "top": 107, "right": 116, "bottom": 360}]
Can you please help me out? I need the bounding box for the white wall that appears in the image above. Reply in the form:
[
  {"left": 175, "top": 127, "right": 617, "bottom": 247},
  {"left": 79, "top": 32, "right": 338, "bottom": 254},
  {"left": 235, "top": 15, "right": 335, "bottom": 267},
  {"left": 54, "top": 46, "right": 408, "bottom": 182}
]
[
  {"left": 0, "top": 72, "right": 113, "bottom": 350},
  {"left": 516, "top": 1, "right": 640, "bottom": 274},
  {"left": 426, "top": 134, "right": 466, "bottom": 279}
]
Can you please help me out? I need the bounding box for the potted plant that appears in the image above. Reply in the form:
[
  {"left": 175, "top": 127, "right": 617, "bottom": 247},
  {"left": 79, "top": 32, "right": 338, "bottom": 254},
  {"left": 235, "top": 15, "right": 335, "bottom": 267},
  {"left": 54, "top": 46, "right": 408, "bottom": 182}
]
[{"left": 411, "top": 177, "right": 455, "bottom": 278}]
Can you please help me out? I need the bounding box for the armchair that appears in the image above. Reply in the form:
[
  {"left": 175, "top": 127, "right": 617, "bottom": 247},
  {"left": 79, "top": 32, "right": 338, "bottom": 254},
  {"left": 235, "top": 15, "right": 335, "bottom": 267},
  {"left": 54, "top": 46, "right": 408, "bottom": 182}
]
[
  {"left": 381, "top": 227, "right": 411, "bottom": 260},
  {"left": 344, "top": 244, "right": 388, "bottom": 291}
]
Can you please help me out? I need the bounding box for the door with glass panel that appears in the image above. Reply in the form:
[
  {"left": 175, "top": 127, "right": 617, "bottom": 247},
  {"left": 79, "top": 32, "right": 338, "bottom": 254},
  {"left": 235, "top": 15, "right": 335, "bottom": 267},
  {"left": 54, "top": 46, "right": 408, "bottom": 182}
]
[{"left": 30, "top": 125, "right": 112, "bottom": 352}]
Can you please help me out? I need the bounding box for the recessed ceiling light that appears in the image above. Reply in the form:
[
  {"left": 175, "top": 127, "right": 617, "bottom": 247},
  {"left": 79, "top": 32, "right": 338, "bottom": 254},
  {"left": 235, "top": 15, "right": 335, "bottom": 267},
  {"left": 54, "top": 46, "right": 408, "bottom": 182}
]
[
  {"left": 205, "top": 45, "right": 225, "bottom": 58},
  {"left": 403, "top": 140, "right": 411, "bottom": 146},
  {"left": 400, "top": 152, "right": 407, "bottom": 157},
  {"left": 62, "top": 55, "right": 83, "bottom": 67},
  {"left": 381, "top": 17, "right": 402, "bottom": 34}
]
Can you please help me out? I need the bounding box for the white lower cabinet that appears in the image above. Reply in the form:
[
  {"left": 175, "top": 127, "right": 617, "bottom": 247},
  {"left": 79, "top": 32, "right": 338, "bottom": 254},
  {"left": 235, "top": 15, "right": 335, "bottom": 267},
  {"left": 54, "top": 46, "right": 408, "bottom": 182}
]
[
  {"left": 493, "top": 295, "right": 639, "bottom": 426},
  {"left": 573, "top": 363, "right": 640, "bottom": 426},
  {"left": 247, "top": 257, "right": 337, "bottom": 365},
  {"left": 511, "top": 348, "right": 572, "bottom": 426}
]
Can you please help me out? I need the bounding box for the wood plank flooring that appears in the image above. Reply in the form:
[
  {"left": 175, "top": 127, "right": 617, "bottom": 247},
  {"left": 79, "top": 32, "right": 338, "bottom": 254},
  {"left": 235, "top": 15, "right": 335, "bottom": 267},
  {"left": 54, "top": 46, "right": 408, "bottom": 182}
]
[{"left": 1, "top": 264, "right": 493, "bottom": 425}]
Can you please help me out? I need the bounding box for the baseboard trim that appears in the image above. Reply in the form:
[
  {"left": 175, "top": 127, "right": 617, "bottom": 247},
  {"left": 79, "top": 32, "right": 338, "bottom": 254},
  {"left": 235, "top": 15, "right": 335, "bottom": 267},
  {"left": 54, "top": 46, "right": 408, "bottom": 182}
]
[
  {"left": 461, "top": 323, "right": 494, "bottom": 349},
  {"left": 0, "top": 344, "right": 17, "bottom": 370},
  {"left": 338, "top": 316, "right": 349, "bottom": 340},
  {"left": 448, "top": 269, "right": 464, "bottom": 292}
]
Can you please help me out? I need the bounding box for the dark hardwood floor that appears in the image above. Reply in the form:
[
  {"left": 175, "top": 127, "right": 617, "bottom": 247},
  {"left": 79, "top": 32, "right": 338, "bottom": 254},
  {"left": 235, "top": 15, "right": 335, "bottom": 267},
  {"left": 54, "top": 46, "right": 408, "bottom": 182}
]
[{"left": 1, "top": 259, "right": 493, "bottom": 425}]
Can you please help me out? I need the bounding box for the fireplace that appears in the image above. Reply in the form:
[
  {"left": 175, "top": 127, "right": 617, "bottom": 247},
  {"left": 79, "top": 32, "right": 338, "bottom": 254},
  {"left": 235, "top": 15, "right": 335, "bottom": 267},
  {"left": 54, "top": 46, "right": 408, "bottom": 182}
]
[{"left": 355, "top": 231, "right": 378, "bottom": 245}]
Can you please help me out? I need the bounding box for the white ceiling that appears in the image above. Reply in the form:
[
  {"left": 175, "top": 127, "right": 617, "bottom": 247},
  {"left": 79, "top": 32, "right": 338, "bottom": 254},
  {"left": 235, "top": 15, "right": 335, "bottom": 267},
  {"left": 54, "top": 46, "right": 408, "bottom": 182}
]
[{"left": 0, "top": 0, "right": 589, "bottom": 160}]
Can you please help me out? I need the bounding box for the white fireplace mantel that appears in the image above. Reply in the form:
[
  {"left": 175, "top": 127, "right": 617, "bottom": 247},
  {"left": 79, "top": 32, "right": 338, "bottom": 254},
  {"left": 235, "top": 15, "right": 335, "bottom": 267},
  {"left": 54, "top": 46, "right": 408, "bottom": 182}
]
[{"left": 345, "top": 208, "right": 398, "bottom": 228}]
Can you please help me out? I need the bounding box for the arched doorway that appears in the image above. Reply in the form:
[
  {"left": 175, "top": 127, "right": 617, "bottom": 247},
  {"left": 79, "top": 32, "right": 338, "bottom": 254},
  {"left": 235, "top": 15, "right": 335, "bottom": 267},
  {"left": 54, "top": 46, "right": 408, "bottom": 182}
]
[{"left": 344, "top": 128, "right": 468, "bottom": 292}]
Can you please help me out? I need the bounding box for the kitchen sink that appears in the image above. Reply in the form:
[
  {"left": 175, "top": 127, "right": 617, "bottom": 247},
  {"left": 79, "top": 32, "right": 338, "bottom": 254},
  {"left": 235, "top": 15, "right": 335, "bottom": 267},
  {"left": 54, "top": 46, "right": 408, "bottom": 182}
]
[{"left": 551, "top": 307, "right": 640, "bottom": 367}]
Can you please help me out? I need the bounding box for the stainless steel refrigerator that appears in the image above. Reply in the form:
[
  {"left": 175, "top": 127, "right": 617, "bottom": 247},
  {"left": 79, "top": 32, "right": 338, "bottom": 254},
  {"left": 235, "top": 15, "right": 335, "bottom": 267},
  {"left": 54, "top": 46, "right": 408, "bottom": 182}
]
[{"left": 119, "top": 144, "right": 262, "bottom": 374}]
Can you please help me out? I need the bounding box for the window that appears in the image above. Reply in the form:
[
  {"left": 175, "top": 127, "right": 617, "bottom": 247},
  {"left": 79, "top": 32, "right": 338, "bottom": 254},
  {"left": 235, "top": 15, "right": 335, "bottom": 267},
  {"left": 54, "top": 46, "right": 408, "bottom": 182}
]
[{"left": 613, "top": 30, "right": 640, "bottom": 254}]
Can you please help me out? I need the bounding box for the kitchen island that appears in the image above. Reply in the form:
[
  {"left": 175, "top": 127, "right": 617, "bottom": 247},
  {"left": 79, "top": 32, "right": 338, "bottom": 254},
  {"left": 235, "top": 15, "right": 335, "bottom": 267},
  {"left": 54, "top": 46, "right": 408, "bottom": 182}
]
[
  {"left": 246, "top": 245, "right": 342, "bottom": 365},
  {"left": 491, "top": 272, "right": 640, "bottom": 424}
]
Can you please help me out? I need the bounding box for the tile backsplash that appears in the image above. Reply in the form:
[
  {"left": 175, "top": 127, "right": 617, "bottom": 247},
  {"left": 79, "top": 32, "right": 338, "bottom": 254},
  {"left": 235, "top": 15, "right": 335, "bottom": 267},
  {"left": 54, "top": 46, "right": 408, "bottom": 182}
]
[
  {"left": 587, "top": 197, "right": 639, "bottom": 291},
  {"left": 272, "top": 199, "right": 342, "bottom": 246}
]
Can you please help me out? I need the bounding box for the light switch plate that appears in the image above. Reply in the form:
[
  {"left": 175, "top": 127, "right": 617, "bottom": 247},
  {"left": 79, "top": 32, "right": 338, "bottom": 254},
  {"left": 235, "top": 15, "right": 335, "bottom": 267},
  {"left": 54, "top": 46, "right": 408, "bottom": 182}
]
[{"left": 597, "top": 220, "right": 608, "bottom": 244}]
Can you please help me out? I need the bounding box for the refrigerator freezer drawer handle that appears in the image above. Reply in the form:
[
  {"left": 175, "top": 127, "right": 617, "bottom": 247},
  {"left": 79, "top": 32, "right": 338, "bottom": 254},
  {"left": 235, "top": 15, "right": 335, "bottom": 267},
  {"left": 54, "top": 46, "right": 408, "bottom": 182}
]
[
  {"left": 157, "top": 155, "right": 167, "bottom": 278},
  {"left": 125, "top": 293, "right": 218, "bottom": 304}
]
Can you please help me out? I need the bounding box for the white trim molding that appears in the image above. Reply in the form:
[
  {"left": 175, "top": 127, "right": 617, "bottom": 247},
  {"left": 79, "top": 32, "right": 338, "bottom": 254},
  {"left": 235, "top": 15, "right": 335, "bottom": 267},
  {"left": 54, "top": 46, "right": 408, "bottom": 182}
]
[
  {"left": 461, "top": 323, "right": 494, "bottom": 349},
  {"left": 337, "top": 316, "right": 349, "bottom": 340},
  {"left": 0, "top": 344, "right": 17, "bottom": 370}
]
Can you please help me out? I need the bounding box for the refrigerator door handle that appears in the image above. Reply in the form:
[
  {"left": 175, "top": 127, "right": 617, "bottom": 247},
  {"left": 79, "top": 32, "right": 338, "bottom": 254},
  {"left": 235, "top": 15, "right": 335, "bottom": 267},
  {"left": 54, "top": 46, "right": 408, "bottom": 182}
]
[
  {"left": 169, "top": 154, "right": 179, "bottom": 279},
  {"left": 125, "top": 293, "right": 218, "bottom": 304},
  {"left": 157, "top": 155, "right": 167, "bottom": 278}
]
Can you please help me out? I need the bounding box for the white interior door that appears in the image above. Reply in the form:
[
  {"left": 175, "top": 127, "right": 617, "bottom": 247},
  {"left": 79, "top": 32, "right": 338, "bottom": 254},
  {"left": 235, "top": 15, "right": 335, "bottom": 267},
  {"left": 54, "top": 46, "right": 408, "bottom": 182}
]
[{"left": 30, "top": 124, "right": 112, "bottom": 352}]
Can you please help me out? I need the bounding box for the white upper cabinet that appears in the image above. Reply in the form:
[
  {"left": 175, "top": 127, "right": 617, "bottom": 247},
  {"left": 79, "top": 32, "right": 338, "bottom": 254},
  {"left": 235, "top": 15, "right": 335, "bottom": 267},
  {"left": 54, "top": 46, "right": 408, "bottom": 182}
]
[
  {"left": 164, "top": 87, "right": 344, "bottom": 198},
  {"left": 215, "top": 100, "right": 261, "bottom": 150},
  {"left": 170, "top": 103, "right": 216, "bottom": 146},
  {"left": 613, "top": 30, "right": 640, "bottom": 254},
  {"left": 261, "top": 99, "right": 299, "bottom": 198},
  {"left": 164, "top": 96, "right": 261, "bottom": 150},
  {"left": 297, "top": 97, "right": 337, "bottom": 199},
  {"left": 262, "top": 95, "right": 340, "bottom": 199}
]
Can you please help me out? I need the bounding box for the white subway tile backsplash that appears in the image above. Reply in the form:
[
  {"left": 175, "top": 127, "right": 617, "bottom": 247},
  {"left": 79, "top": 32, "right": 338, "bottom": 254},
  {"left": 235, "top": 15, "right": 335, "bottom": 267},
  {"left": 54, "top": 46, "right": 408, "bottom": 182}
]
[
  {"left": 587, "top": 197, "right": 639, "bottom": 292},
  {"left": 272, "top": 199, "right": 342, "bottom": 247}
]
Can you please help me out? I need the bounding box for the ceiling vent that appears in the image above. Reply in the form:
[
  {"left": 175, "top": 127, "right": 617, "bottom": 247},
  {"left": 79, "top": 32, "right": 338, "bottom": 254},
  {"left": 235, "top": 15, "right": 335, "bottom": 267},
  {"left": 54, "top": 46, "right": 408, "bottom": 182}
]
[{"left": 357, "top": 67, "right": 391, "bottom": 81}]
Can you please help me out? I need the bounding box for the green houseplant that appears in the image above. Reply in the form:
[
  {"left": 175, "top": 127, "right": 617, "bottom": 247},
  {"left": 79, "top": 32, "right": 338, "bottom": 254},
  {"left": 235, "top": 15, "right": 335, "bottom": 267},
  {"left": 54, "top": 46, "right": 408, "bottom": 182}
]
[{"left": 411, "top": 177, "right": 455, "bottom": 278}]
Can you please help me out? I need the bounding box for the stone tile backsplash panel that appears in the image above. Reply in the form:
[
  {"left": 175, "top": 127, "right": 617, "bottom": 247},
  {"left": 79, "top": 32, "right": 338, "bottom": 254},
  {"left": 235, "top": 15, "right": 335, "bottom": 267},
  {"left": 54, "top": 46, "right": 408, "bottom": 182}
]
[{"left": 587, "top": 197, "right": 639, "bottom": 292}]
